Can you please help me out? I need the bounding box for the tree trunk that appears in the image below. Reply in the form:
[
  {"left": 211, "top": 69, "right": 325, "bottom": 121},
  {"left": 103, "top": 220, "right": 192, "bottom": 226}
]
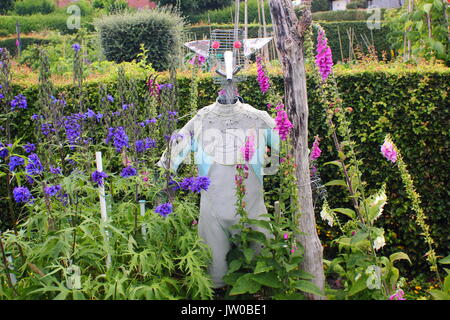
[{"left": 268, "top": 0, "right": 326, "bottom": 300}]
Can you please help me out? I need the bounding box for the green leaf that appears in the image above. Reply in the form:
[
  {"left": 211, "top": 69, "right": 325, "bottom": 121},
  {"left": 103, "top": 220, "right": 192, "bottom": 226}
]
[
  {"left": 228, "top": 259, "right": 242, "bottom": 273},
  {"left": 324, "top": 179, "right": 347, "bottom": 187},
  {"left": 422, "top": 3, "right": 432, "bottom": 14},
  {"left": 254, "top": 261, "right": 273, "bottom": 274},
  {"left": 294, "top": 280, "right": 324, "bottom": 297},
  {"left": 229, "top": 274, "right": 261, "bottom": 296},
  {"left": 243, "top": 248, "right": 254, "bottom": 264},
  {"left": 439, "top": 255, "right": 450, "bottom": 264},
  {"left": 348, "top": 276, "right": 368, "bottom": 297},
  {"left": 389, "top": 252, "right": 411, "bottom": 264},
  {"left": 251, "top": 273, "right": 282, "bottom": 288},
  {"left": 323, "top": 160, "right": 342, "bottom": 167},
  {"left": 332, "top": 208, "right": 355, "bottom": 219},
  {"left": 429, "top": 290, "right": 450, "bottom": 300}
]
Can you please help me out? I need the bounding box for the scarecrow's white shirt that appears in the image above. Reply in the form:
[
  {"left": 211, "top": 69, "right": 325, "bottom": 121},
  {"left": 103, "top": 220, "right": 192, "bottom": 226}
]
[{"left": 158, "top": 100, "right": 280, "bottom": 288}]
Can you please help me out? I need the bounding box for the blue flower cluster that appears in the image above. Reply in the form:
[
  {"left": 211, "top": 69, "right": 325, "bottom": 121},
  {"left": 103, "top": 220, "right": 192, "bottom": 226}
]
[
  {"left": 50, "top": 166, "right": 62, "bottom": 175},
  {"left": 0, "top": 142, "right": 11, "bottom": 158},
  {"left": 25, "top": 153, "right": 43, "bottom": 176},
  {"left": 23, "top": 143, "right": 36, "bottom": 154},
  {"left": 13, "top": 186, "right": 33, "bottom": 203},
  {"left": 10, "top": 94, "right": 27, "bottom": 110},
  {"left": 85, "top": 109, "right": 103, "bottom": 122},
  {"left": 179, "top": 176, "right": 210, "bottom": 193},
  {"left": 120, "top": 166, "right": 137, "bottom": 178},
  {"left": 92, "top": 170, "right": 108, "bottom": 186},
  {"left": 72, "top": 43, "right": 81, "bottom": 52},
  {"left": 9, "top": 156, "right": 24, "bottom": 172},
  {"left": 135, "top": 138, "right": 157, "bottom": 153},
  {"left": 44, "top": 184, "right": 62, "bottom": 197},
  {"left": 105, "top": 127, "right": 129, "bottom": 153},
  {"left": 64, "top": 113, "right": 84, "bottom": 146},
  {"left": 155, "top": 202, "right": 172, "bottom": 217}
]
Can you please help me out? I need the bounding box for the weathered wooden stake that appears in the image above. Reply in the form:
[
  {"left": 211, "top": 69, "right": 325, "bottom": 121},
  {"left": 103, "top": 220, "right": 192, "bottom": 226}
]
[{"left": 269, "top": 0, "right": 325, "bottom": 300}]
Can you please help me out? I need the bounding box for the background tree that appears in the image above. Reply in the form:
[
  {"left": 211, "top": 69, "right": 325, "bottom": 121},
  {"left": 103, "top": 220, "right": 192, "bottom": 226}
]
[{"left": 158, "top": 0, "right": 233, "bottom": 17}]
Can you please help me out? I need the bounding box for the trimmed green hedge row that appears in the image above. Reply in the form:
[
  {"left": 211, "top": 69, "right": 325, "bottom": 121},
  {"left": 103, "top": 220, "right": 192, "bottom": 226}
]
[
  {"left": 187, "top": 21, "right": 392, "bottom": 62},
  {"left": 0, "top": 36, "right": 56, "bottom": 56},
  {"left": 310, "top": 8, "right": 388, "bottom": 21},
  {"left": 0, "top": 13, "right": 95, "bottom": 37},
  {"left": 4, "top": 67, "right": 449, "bottom": 278}
]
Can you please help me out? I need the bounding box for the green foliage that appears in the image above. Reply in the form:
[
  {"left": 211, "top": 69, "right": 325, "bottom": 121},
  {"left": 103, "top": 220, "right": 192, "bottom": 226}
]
[
  {"left": 311, "top": 0, "right": 331, "bottom": 12},
  {"left": 187, "top": 21, "right": 392, "bottom": 62},
  {"left": 386, "top": 0, "right": 449, "bottom": 62},
  {"left": 161, "top": 0, "right": 233, "bottom": 21},
  {"left": 14, "top": 0, "right": 56, "bottom": 16},
  {"left": 346, "top": 0, "right": 368, "bottom": 9},
  {"left": 54, "top": 0, "right": 96, "bottom": 17},
  {"left": 189, "top": 0, "right": 270, "bottom": 24},
  {"left": 0, "top": 36, "right": 54, "bottom": 57},
  {"left": 94, "top": 8, "right": 185, "bottom": 71},
  {"left": 311, "top": 8, "right": 388, "bottom": 21},
  {"left": 0, "top": 0, "right": 15, "bottom": 15}
]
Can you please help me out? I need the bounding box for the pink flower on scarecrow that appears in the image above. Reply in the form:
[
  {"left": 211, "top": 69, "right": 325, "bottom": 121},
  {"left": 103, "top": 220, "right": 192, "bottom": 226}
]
[
  {"left": 241, "top": 136, "right": 255, "bottom": 162},
  {"left": 310, "top": 136, "right": 322, "bottom": 161},
  {"left": 211, "top": 41, "right": 220, "bottom": 49},
  {"left": 381, "top": 139, "right": 397, "bottom": 163}
]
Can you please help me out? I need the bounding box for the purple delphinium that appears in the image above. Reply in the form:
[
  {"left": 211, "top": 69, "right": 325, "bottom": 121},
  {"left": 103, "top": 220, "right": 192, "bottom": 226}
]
[
  {"left": 41, "top": 123, "right": 55, "bottom": 136},
  {"left": 9, "top": 156, "right": 24, "bottom": 171},
  {"left": 44, "top": 184, "right": 62, "bottom": 197},
  {"left": 180, "top": 177, "right": 195, "bottom": 191},
  {"left": 49, "top": 166, "right": 62, "bottom": 175},
  {"left": 10, "top": 94, "right": 27, "bottom": 110},
  {"left": 72, "top": 43, "right": 81, "bottom": 52},
  {"left": 13, "top": 186, "right": 33, "bottom": 203},
  {"left": 155, "top": 202, "right": 173, "bottom": 218},
  {"left": 120, "top": 166, "right": 137, "bottom": 178},
  {"left": 25, "top": 153, "right": 43, "bottom": 176},
  {"left": 0, "top": 142, "right": 10, "bottom": 158},
  {"left": 315, "top": 29, "right": 333, "bottom": 82},
  {"left": 64, "top": 113, "right": 84, "bottom": 146},
  {"left": 31, "top": 114, "right": 42, "bottom": 121},
  {"left": 105, "top": 127, "right": 129, "bottom": 153},
  {"left": 256, "top": 56, "right": 270, "bottom": 94},
  {"left": 190, "top": 176, "right": 210, "bottom": 193},
  {"left": 23, "top": 143, "right": 36, "bottom": 154},
  {"left": 92, "top": 170, "right": 108, "bottom": 186}
]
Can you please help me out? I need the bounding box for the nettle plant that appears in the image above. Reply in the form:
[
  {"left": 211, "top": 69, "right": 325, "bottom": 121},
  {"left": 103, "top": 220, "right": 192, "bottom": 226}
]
[
  {"left": 0, "top": 46, "right": 214, "bottom": 299},
  {"left": 309, "top": 25, "right": 413, "bottom": 300}
]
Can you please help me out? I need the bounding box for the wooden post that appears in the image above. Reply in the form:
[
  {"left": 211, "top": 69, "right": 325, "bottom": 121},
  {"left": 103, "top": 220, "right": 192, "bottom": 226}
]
[{"left": 268, "top": 0, "right": 326, "bottom": 300}]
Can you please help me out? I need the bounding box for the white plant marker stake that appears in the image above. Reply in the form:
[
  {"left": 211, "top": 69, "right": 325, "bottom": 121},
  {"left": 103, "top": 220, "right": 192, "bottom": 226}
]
[
  {"left": 139, "top": 200, "right": 147, "bottom": 241},
  {"left": 6, "top": 256, "right": 17, "bottom": 285},
  {"left": 95, "top": 151, "right": 111, "bottom": 269}
]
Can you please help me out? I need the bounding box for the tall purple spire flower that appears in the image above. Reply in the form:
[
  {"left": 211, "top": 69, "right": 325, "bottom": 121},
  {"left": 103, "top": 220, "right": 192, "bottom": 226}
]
[
  {"left": 241, "top": 136, "right": 255, "bottom": 162},
  {"left": 105, "top": 127, "right": 129, "bottom": 153},
  {"left": 92, "top": 170, "right": 108, "bottom": 186},
  {"left": 274, "top": 109, "right": 294, "bottom": 141},
  {"left": 381, "top": 139, "right": 397, "bottom": 163},
  {"left": 310, "top": 136, "right": 322, "bottom": 161},
  {"left": 9, "top": 156, "right": 24, "bottom": 172},
  {"left": 120, "top": 166, "right": 137, "bottom": 178},
  {"left": 256, "top": 56, "right": 270, "bottom": 94},
  {"left": 25, "top": 153, "right": 43, "bottom": 176},
  {"left": 315, "top": 29, "right": 333, "bottom": 82}
]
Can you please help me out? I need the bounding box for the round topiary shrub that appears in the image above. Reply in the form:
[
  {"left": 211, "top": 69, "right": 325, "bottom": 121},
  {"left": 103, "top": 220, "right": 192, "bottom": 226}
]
[{"left": 94, "top": 8, "right": 185, "bottom": 71}]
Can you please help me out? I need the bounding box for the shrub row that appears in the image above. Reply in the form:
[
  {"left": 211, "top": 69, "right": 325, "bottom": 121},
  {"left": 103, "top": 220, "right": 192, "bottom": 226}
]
[
  {"left": 310, "top": 8, "right": 388, "bottom": 21},
  {"left": 0, "top": 13, "right": 95, "bottom": 37},
  {"left": 0, "top": 36, "right": 56, "bottom": 56},
  {"left": 5, "top": 66, "right": 449, "bottom": 278},
  {"left": 187, "top": 21, "right": 392, "bottom": 62}
]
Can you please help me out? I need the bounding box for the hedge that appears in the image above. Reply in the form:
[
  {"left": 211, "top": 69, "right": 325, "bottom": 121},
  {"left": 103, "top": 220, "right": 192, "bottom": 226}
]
[
  {"left": 187, "top": 21, "right": 392, "bottom": 62},
  {"left": 94, "top": 9, "right": 185, "bottom": 71},
  {"left": 0, "top": 36, "right": 56, "bottom": 56},
  {"left": 310, "top": 8, "right": 388, "bottom": 21},
  {"left": 0, "top": 13, "right": 95, "bottom": 36},
  {"left": 4, "top": 65, "right": 449, "bottom": 278}
]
